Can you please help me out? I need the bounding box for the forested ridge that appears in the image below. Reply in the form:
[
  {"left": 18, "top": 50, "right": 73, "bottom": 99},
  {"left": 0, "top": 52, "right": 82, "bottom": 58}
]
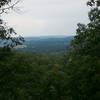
[
  {"left": 0, "top": 0, "right": 100, "bottom": 100},
  {"left": 16, "top": 36, "right": 73, "bottom": 56}
]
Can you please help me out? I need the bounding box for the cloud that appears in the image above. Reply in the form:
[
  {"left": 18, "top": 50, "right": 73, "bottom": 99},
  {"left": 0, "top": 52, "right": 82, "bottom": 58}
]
[{"left": 3, "top": 0, "right": 89, "bottom": 36}]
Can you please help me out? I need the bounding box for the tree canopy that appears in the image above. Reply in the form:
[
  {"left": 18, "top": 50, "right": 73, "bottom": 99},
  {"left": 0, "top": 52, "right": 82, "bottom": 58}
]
[
  {"left": 0, "top": 0, "right": 24, "bottom": 49},
  {"left": 0, "top": 0, "right": 99, "bottom": 100},
  {"left": 71, "top": 0, "right": 100, "bottom": 57}
]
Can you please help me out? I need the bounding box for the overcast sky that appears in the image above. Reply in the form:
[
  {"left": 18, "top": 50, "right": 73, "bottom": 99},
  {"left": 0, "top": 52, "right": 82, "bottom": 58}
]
[{"left": 3, "top": 0, "right": 89, "bottom": 37}]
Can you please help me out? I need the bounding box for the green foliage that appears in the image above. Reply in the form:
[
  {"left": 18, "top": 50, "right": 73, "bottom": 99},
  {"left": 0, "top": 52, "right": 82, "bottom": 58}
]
[
  {"left": 63, "top": 55, "right": 100, "bottom": 100},
  {"left": 71, "top": 0, "right": 100, "bottom": 58},
  {"left": 0, "top": 0, "right": 24, "bottom": 48},
  {"left": 63, "top": 0, "right": 100, "bottom": 99},
  {"left": 18, "top": 37, "right": 73, "bottom": 56},
  {"left": 0, "top": 50, "right": 66, "bottom": 100},
  {"left": 0, "top": 0, "right": 99, "bottom": 100}
]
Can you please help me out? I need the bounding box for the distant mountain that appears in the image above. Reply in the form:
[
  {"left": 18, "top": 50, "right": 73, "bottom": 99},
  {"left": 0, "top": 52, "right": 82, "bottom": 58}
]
[
  {"left": 15, "top": 36, "right": 74, "bottom": 56},
  {"left": 24, "top": 36, "right": 73, "bottom": 41}
]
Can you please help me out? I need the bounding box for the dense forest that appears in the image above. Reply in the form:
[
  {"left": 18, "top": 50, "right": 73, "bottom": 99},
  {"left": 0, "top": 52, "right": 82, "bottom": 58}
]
[
  {"left": 15, "top": 36, "right": 73, "bottom": 56},
  {"left": 0, "top": 0, "right": 100, "bottom": 100}
]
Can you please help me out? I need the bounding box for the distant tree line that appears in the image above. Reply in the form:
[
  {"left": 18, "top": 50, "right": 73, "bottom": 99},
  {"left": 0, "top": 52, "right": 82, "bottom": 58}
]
[{"left": 0, "top": 0, "right": 99, "bottom": 100}]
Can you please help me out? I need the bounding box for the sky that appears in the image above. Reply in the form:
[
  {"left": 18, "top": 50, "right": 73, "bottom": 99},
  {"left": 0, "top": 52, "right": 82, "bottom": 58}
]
[{"left": 3, "top": 0, "right": 89, "bottom": 37}]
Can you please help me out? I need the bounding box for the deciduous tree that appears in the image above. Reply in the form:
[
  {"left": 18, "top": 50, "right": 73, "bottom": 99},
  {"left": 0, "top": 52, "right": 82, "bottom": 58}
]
[{"left": 0, "top": 0, "right": 24, "bottom": 49}]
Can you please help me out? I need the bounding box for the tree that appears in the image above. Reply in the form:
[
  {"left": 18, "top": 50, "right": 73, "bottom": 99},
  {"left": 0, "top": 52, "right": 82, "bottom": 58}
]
[
  {"left": 63, "top": 0, "right": 100, "bottom": 100},
  {"left": 0, "top": 0, "right": 24, "bottom": 49},
  {"left": 71, "top": 0, "right": 100, "bottom": 58}
]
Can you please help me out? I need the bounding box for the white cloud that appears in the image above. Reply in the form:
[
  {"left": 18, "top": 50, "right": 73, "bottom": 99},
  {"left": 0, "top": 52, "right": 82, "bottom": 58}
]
[{"left": 3, "top": 0, "right": 89, "bottom": 37}]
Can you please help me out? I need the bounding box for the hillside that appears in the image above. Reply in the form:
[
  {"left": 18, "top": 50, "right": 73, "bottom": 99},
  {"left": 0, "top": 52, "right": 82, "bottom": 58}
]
[
  {"left": 0, "top": 0, "right": 99, "bottom": 99},
  {"left": 16, "top": 36, "right": 73, "bottom": 55}
]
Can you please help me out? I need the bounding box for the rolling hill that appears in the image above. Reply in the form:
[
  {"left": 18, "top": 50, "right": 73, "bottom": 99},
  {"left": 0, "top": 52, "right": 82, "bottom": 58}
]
[{"left": 15, "top": 36, "right": 74, "bottom": 55}]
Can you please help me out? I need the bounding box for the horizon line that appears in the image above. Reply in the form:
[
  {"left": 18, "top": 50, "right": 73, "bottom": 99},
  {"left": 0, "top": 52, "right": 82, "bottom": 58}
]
[{"left": 23, "top": 34, "right": 75, "bottom": 38}]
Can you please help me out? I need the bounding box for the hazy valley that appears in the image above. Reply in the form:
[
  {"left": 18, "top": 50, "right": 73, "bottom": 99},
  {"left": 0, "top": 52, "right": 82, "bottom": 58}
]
[{"left": 16, "top": 36, "right": 73, "bottom": 55}]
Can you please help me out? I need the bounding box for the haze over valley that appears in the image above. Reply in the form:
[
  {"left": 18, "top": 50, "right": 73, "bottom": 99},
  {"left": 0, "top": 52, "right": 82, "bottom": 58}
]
[{"left": 15, "top": 36, "right": 73, "bottom": 55}]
